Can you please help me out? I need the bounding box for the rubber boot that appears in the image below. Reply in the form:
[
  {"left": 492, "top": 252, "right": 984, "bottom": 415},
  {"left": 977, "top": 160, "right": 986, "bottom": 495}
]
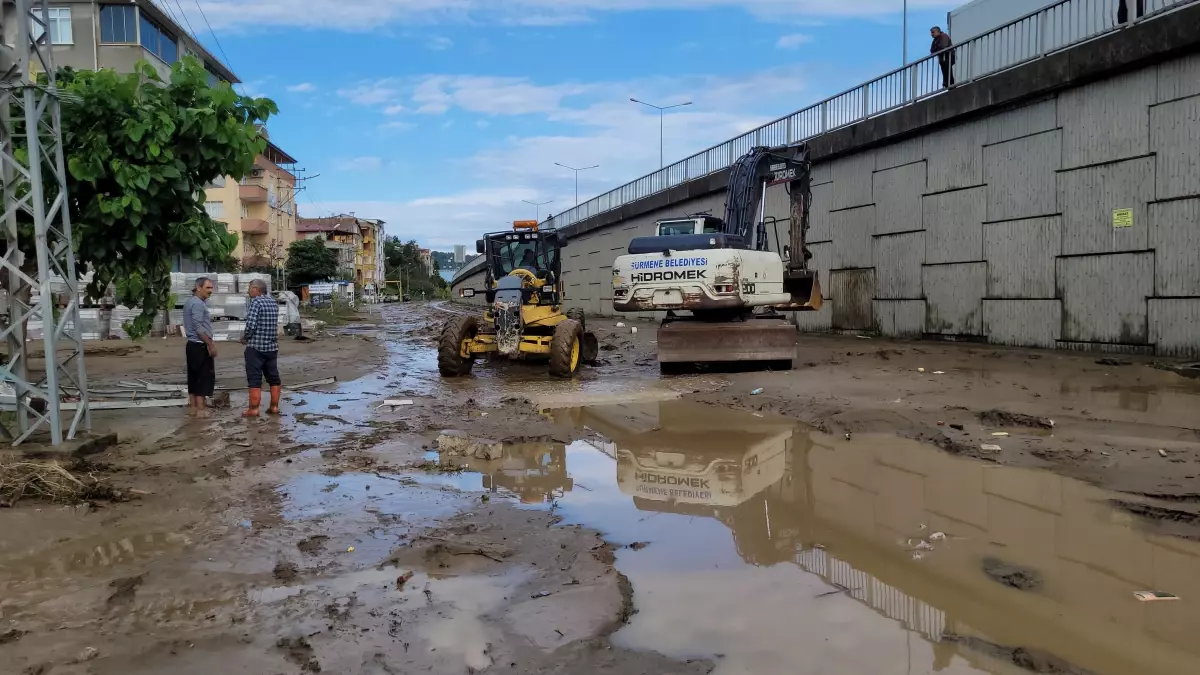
[
  {"left": 267, "top": 385, "right": 282, "bottom": 415},
  {"left": 242, "top": 388, "right": 262, "bottom": 418}
]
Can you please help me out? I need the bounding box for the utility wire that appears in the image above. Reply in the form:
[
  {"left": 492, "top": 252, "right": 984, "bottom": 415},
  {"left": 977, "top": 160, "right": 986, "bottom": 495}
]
[
  {"left": 171, "top": 0, "right": 202, "bottom": 48},
  {"left": 191, "top": 0, "right": 237, "bottom": 82}
]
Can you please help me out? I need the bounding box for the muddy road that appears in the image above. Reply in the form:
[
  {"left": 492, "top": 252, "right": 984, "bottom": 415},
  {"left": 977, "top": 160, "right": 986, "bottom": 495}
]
[{"left": 2, "top": 301, "right": 1199, "bottom": 675}]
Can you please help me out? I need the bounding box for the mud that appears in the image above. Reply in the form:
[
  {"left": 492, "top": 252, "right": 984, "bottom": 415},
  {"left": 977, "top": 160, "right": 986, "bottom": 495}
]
[{"left": 1, "top": 301, "right": 1199, "bottom": 675}]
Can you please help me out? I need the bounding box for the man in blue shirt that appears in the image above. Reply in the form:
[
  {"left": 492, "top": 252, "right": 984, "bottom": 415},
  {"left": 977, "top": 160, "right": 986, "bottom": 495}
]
[
  {"left": 182, "top": 277, "right": 217, "bottom": 417},
  {"left": 240, "top": 279, "right": 281, "bottom": 417}
]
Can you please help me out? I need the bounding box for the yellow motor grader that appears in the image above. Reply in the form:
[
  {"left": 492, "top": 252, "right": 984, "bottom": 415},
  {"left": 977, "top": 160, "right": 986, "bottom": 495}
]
[{"left": 438, "top": 221, "right": 599, "bottom": 378}]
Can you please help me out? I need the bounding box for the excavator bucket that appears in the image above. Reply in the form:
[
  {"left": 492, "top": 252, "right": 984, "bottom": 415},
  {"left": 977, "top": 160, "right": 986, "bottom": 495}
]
[
  {"left": 781, "top": 272, "right": 823, "bottom": 311},
  {"left": 657, "top": 317, "right": 797, "bottom": 364}
]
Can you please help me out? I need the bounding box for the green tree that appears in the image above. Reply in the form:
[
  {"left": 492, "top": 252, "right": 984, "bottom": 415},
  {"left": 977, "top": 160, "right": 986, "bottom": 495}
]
[
  {"left": 285, "top": 238, "right": 338, "bottom": 284},
  {"left": 32, "top": 58, "right": 278, "bottom": 338}
]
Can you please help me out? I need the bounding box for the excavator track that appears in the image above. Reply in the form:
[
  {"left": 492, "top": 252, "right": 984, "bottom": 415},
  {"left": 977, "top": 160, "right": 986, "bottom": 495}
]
[{"left": 656, "top": 316, "right": 796, "bottom": 365}]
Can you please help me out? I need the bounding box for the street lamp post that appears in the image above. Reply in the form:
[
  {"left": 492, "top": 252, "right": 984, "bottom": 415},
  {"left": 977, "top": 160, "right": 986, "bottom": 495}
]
[
  {"left": 630, "top": 98, "right": 692, "bottom": 169},
  {"left": 903, "top": 0, "right": 908, "bottom": 65},
  {"left": 522, "top": 199, "right": 554, "bottom": 222},
  {"left": 554, "top": 162, "right": 599, "bottom": 206}
]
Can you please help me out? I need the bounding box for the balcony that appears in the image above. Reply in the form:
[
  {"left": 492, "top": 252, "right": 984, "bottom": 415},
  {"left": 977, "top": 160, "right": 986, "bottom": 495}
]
[
  {"left": 241, "top": 218, "right": 269, "bottom": 235},
  {"left": 239, "top": 179, "right": 268, "bottom": 203}
]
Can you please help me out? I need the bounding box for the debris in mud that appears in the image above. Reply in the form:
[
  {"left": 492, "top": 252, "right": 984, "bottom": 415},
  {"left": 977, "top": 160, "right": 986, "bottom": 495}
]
[
  {"left": 0, "top": 628, "right": 24, "bottom": 644},
  {"left": 396, "top": 571, "right": 414, "bottom": 589},
  {"left": 980, "top": 443, "right": 1002, "bottom": 452},
  {"left": 273, "top": 561, "right": 300, "bottom": 582},
  {"left": 106, "top": 574, "right": 144, "bottom": 610},
  {"left": 627, "top": 542, "right": 650, "bottom": 551},
  {"left": 74, "top": 647, "right": 100, "bottom": 663},
  {"left": 1133, "top": 591, "right": 1180, "bottom": 602},
  {"left": 1096, "top": 358, "right": 1132, "bottom": 367},
  {"left": 982, "top": 557, "right": 1043, "bottom": 591},
  {"left": 0, "top": 457, "right": 124, "bottom": 507},
  {"left": 409, "top": 460, "right": 467, "bottom": 474},
  {"left": 979, "top": 410, "right": 1055, "bottom": 429},
  {"left": 950, "top": 424, "right": 965, "bottom": 431},
  {"left": 295, "top": 412, "right": 350, "bottom": 426},
  {"left": 941, "top": 633, "right": 1098, "bottom": 675},
  {"left": 1110, "top": 500, "right": 1200, "bottom": 537},
  {"left": 277, "top": 636, "right": 322, "bottom": 673},
  {"left": 298, "top": 535, "right": 331, "bottom": 556}
]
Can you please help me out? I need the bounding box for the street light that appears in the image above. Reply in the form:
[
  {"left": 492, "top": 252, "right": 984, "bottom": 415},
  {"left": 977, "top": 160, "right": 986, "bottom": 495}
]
[
  {"left": 522, "top": 199, "right": 554, "bottom": 222},
  {"left": 630, "top": 98, "right": 692, "bottom": 169},
  {"left": 903, "top": 0, "right": 909, "bottom": 65},
  {"left": 554, "top": 162, "right": 599, "bottom": 206}
]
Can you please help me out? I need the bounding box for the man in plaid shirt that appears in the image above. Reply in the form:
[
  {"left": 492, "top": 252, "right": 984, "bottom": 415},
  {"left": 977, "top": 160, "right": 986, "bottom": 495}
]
[{"left": 240, "top": 279, "right": 282, "bottom": 417}]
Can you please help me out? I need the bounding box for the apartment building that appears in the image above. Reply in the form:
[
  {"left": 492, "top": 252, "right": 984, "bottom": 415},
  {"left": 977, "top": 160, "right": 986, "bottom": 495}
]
[
  {"left": 355, "top": 218, "right": 386, "bottom": 294},
  {"left": 297, "top": 216, "right": 358, "bottom": 282},
  {"left": 204, "top": 136, "right": 298, "bottom": 269},
  {"left": 6, "top": 1, "right": 300, "bottom": 270},
  {"left": 4, "top": 0, "right": 237, "bottom": 84}
]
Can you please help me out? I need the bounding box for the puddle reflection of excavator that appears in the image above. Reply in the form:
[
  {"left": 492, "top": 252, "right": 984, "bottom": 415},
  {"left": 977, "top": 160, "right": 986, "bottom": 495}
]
[
  {"left": 565, "top": 402, "right": 812, "bottom": 565},
  {"left": 449, "top": 442, "right": 573, "bottom": 504}
]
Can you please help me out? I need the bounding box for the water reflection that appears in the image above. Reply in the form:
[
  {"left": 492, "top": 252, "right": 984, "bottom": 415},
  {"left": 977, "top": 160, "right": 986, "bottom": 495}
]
[
  {"left": 433, "top": 442, "right": 572, "bottom": 504},
  {"left": 540, "top": 401, "right": 1200, "bottom": 675}
]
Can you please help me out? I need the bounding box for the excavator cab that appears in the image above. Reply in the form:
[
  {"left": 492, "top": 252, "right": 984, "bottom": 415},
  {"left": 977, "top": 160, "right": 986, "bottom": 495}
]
[{"left": 441, "top": 221, "right": 599, "bottom": 378}]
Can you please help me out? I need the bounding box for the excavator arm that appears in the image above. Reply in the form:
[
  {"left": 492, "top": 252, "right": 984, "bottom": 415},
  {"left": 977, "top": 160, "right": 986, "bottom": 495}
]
[{"left": 722, "top": 144, "right": 820, "bottom": 309}]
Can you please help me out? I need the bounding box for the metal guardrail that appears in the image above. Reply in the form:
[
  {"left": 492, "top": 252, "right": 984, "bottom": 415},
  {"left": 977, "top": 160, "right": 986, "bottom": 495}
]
[{"left": 544, "top": 0, "right": 1193, "bottom": 233}]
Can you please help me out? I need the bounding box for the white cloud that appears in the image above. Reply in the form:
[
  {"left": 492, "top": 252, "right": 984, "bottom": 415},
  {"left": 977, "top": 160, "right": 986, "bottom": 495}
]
[
  {"left": 321, "top": 187, "right": 557, "bottom": 249},
  {"left": 384, "top": 104, "right": 407, "bottom": 115},
  {"left": 379, "top": 120, "right": 416, "bottom": 132},
  {"left": 194, "top": 0, "right": 955, "bottom": 31},
  {"left": 427, "top": 35, "right": 454, "bottom": 50},
  {"left": 334, "top": 156, "right": 385, "bottom": 171},
  {"left": 476, "top": 119, "right": 490, "bottom": 129},
  {"left": 287, "top": 82, "right": 317, "bottom": 92},
  {"left": 337, "top": 79, "right": 403, "bottom": 106},
  {"left": 776, "top": 33, "right": 812, "bottom": 49},
  {"left": 316, "top": 65, "right": 827, "bottom": 250}
]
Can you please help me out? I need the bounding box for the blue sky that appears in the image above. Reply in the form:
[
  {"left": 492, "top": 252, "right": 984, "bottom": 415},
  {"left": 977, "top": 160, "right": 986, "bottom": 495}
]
[{"left": 181, "top": 0, "right": 959, "bottom": 250}]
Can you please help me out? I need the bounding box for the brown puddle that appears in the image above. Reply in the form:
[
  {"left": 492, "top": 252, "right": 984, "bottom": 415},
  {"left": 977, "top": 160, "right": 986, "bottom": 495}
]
[{"left": 532, "top": 401, "right": 1200, "bottom": 675}]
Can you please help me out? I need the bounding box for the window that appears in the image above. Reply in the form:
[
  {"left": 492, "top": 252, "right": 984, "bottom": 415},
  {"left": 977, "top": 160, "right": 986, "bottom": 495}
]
[
  {"left": 204, "top": 61, "right": 225, "bottom": 86},
  {"left": 139, "top": 13, "right": 177, "bottom": 63},
  {"left": 241, "top": 203, "right": 249, "bottom": 219},
  {"left": 31, "top": 7, "right": 72, "bottom": 44},
  {"left": 204, "top": 201, "right": 225, "bottom": 219},
  {"left": 99, "top": 5, "right": 136, "bottom": 43}
]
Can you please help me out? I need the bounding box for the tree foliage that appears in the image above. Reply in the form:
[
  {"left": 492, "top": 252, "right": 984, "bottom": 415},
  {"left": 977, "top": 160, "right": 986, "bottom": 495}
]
[
  {"left": 285, "top": 238, "right": 339, "bottom": 285},
  {"left": 7, "top": 58, "right": 276, "bottom": 338},
  {"left": 383, "top": 236, "right": 447, "bottom": 298}
]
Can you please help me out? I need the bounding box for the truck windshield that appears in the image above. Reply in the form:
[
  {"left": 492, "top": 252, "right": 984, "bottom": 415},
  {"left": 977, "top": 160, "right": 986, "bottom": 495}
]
[{"left": 657, "top": 220, "right": 698, "bottom": 236}]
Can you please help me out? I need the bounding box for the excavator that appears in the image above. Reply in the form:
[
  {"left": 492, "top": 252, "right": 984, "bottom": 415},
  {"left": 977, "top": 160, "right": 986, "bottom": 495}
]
[{"left": 611, "top": 143, "right": 821, "bottom": 371}]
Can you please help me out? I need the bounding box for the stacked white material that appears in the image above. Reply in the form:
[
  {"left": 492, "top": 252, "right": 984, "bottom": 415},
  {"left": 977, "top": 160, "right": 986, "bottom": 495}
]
[
  {"left": 237, "top": 273, "right": 272, "bottom": 294},
  {"left": 216, "top": 273, "right": 237, "bottom": 294},
  {"left": 212, "top": 320, "right": 246, "bottom": 342}
]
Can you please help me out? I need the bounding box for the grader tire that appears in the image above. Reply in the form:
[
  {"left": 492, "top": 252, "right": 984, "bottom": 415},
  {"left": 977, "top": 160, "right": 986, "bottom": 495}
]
[
  {"left": 438, "top": 315, "right": 478, "bottom": 377},
  {"left": 566, "top": 308, "right": 586, "bottom": 332},
  {"left": 549, "top": 319, "right": 584, "bottom": 378}
]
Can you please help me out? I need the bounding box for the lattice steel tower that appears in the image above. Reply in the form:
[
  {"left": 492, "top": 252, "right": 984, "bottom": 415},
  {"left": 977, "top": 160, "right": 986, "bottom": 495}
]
[{"left": 0, "top": 0, "right": 90, "bottom": 445}]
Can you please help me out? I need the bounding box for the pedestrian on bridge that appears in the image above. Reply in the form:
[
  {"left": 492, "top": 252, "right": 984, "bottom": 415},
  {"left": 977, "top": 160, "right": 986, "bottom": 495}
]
[
  {"left": 240, "top": 279, "right": 282, "bottom": 417},
  {"left": 931, "top": 26, "right": 955, "bottom": 89}
]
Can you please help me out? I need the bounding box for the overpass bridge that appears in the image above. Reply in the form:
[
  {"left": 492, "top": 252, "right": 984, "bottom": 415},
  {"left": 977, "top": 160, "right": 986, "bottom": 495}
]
[{"left": 454, "top": 0, "right": 1200, "bottom": 358}]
